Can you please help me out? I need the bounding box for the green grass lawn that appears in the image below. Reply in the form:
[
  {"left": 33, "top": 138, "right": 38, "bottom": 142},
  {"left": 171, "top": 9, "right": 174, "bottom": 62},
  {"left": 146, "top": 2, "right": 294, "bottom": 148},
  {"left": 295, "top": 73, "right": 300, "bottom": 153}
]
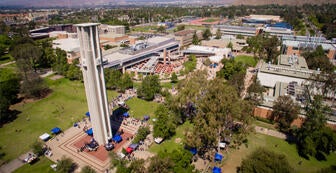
[
  {"left": 202, "top": 18, "right": 218, "bottom": 23},
  {"left": 253, "top": 120, "right": 276, "bottom": 130},
  {"left": 126, "top": 98, "right": 159, "bottom": 120},
  {"left": 0, "top": 54, "right": 14, "bottom": 65},
  {"left": 13, "top": 157, "right": 54, "bottom": 173},
  {"left": 234, "top": 55, "right": 257, "bottom": 67},
  {"left": 184, "top": 25, "right": 207, "bottom": 31},
  {"left": 0, "top": 77, "right": 118, "bottom": 163},
  {"left": 131, "top": 25, "right": 158, "bottom": 32},
  {"left": 161, "top": 81, "right": 175, "bottom": 89},
  {"left": 149, "top": 121, "right": 192, "bottom": 154},
  {"left": 222, "top": 133, "right": 336, "bottom": 173}
]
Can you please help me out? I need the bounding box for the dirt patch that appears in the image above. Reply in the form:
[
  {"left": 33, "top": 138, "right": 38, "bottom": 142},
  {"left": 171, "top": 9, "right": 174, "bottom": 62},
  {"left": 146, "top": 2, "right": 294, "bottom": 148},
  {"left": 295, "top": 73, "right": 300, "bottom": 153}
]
[{"left": 50, "top": 75, "right": 64, "bottom": 80}]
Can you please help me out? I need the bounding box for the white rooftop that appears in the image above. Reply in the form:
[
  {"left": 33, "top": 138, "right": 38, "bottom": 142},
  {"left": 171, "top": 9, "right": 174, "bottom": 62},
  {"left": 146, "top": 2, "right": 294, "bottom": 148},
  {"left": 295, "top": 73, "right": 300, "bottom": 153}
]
[
  {"left": 52, "top": 38, "right": 80, "bottom": 52},
  {"left": 186, "top": 45, "right": 231, "bottom": 57}
]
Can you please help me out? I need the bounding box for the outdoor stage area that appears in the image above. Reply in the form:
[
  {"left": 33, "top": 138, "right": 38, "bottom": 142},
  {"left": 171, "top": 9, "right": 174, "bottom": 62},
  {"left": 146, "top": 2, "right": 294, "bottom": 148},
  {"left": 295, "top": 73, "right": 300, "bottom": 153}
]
[{"left": 45, "top": 118, "right": 138, "bottom": 172}]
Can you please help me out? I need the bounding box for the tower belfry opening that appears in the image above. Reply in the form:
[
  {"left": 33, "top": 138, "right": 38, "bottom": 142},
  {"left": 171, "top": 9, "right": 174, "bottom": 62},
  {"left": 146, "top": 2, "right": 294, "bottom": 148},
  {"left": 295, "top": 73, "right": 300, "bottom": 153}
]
[{"left": 76, "top": 23, "right": 112, "bottom": 145}]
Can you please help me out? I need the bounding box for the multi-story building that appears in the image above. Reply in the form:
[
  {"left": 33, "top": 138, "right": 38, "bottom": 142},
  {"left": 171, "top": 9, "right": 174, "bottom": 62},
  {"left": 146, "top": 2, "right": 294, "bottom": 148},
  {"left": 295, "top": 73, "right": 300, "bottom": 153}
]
[
  {"left": 173, "top": 29, "right": 202, "bottom": 47},
  {"left": 281, "top": 35, "right": 336, "bottom": 61},
  {"left": 99, "top": 24, "right": 125, "bottom": 35},
  {"left": 104, "top": 36, "right": 179, "bottom": 71},
  {"left": 215, "top": 25, "right": 258, "bottom": 37}
]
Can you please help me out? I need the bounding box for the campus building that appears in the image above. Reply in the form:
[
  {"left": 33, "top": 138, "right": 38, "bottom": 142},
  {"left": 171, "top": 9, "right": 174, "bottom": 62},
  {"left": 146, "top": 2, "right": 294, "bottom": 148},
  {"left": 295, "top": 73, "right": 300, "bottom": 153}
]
[
  {"left": 173, "top": 29, "right": 202, "bottom": 47},
  {"left": 215, "top": 25, "right": 258, "bottom": 37},
  {"left": 281, "top": 35, "right": 336, "bottom": 61},
  {"left": 99, "top": 24, "right": 125, "bottom": 35},
  {"left": 103, "top": 36, "right": 180, "bottom": 71},
  {"left": 242, "top": 15, "right": 282, "bottom": 24}
]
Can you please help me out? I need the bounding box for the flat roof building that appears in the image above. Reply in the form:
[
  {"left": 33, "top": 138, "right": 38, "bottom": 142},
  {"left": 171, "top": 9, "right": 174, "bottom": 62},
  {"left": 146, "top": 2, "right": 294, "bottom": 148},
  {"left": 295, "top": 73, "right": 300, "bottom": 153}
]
[
  {"left": 242, "top": 15, "right": 281, "bottom": 24},
  {"left": 215, "top": 25, "right": 258, "bottom": 37},
  {"left": 99, "top": 24, "right": 125, "bottom": 35},
  {"left": 104, "top": 36, "right": 179, "bottom": 70},
  {"left": 281, "top": 36, "right": 336, "bottom": 61}
]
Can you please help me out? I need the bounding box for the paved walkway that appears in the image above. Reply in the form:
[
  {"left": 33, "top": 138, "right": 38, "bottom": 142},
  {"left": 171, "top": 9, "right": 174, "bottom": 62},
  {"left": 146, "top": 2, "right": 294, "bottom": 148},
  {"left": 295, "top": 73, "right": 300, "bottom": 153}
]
[
  {"left": 0, "top": 61, "right": 15, "bottom": 68},
  {"left": 255, "top": 126, "right": 287, "bottom": 139},
  {"left": 0, "top": 152, "right": 29, "bottom": 173}
]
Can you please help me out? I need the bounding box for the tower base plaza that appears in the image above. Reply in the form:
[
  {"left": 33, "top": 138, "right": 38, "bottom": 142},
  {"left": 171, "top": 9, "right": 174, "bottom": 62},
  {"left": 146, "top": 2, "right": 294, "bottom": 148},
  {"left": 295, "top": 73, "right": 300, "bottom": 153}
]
[{"left": 45, "top": 118, "right": 139, "bottom": 172}]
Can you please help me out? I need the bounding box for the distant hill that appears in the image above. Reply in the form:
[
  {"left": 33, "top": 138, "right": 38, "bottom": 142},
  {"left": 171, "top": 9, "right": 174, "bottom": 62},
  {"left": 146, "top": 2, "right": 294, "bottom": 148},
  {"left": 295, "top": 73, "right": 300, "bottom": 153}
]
[
  {"left": 233, "top": 0, "right": 336, "bottom": 6},
  {"left": 0, "top": 0, "right": 335, "bottom": 8}
]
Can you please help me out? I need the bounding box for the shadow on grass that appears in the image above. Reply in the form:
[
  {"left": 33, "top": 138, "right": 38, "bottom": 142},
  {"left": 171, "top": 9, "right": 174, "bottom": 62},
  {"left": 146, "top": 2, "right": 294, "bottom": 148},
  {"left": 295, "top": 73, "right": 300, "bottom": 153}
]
[{"left": 0, "top": 109, "right": 21, "bottom": 128}]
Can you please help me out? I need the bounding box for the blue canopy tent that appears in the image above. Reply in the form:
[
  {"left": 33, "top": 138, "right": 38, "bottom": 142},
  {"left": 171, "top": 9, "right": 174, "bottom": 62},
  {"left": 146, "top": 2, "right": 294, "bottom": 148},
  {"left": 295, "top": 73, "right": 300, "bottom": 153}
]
[
  {"left": 86, "top": 128, "right": 93, "bottom": 136},
  {"left": 123, "top": 112, "right": 129, "bottom": 117},
  {"left": 113, "top": 135, "right": 122, "bottom": 143},
  {"left": 85, "top": 112, "right": 90, "bottom": 117},
  {"left": 143, "top": 115, "right": 150, "bottom": 121},
  {"left": 51, "top": 127, "right": 61, "bottom": 134},
  {"left": 189, "top": 148, "right": 197, "bottom": 155},
  {"left": 212, "top": 167, "right": 222, "bottom": 173},
  {"left": 214, "top": 153, "right": 223, "bottom": 162}
]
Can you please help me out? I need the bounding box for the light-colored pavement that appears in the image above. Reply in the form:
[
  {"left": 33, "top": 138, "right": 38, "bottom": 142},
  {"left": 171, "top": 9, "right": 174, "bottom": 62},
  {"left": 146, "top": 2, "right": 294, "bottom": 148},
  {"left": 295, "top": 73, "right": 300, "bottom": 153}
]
[
  {"left": 0, "top": 61, "right": 15, "bottom": 68},
  {"left": 254, "top": 126, "right": 287, "bottom": 139},
  {"left": 0, "top": 152, "right": 32, "bottom": 173}
]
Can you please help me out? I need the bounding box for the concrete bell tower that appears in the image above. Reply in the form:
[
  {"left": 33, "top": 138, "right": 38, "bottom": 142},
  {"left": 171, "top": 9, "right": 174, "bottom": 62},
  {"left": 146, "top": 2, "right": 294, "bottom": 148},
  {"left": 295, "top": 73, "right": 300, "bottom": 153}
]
[{"left": 76, "top": 23, "right": 112, "bottom": 145}]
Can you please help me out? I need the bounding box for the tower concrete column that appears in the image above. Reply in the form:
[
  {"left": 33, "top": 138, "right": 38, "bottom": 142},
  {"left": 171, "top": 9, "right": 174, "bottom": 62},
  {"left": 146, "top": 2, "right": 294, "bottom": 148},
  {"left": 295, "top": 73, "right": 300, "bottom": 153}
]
[{"left": 76, "top": 23, "right": 112, "bottom": 145}]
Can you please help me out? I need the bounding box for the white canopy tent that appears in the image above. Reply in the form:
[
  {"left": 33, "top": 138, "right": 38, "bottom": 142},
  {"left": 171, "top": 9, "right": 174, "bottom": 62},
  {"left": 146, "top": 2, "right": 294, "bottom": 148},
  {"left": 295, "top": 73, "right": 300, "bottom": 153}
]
[{"left": 39, "top": 133, "right": 50, "bottom": 141}]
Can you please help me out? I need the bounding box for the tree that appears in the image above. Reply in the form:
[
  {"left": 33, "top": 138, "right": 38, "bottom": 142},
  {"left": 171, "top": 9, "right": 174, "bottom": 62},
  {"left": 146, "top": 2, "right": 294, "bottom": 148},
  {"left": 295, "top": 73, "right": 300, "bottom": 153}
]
[
  {"left": 0, "top": 71, "right": 19, "bottom": 123},
  {"left": 217, "top": 59, "right": 246, "bottom": 80},
  {"left": 133, "top": 126, "right": 150, "bottom": 143},
  {"left": 66, "top": 60, "right": 82, "bottom": 81},
  {"left": 105, "top": 69, "right": 122, "bottom": 90},
  {"left": 153, "top": 105, "right": 176, "bottom": 139},
  {"left": 148, "top": 155, "right": 174, "bottom": 173},
  {"left": 215, "top": 28, "right": 222, "bottom": 39},
  {"left": 272, "top": 95, "right": 300, "bottom": 132},
  {"left": 176, "top": 25, "right": 185, "bottom": 31},
  {"left": 11, "top": 43, "right": 43, "bottom": 72},
  {"left": 261, "top": 35, "right": 280, "bottom": 63},
  {"left": 138, "top": 75, "right": 161, "bottom": 101},
  {"left": 171, "top": 72, "right": 178, "bottom": 83},
  {"left": 239, "top": 148, "right": 293, "bottom": 173},
  {"left": 236, "top": 34, "right": 244, "bottom": 39},
  {"left": 227, "top": 72, "right": 245, "bottom": 96},
  {"left": 128, "top": 159, "right": 146, "bottom": 173},
  {"left": 20, "top": 72, "right": 48, "bottom": 98},
  {"left": 226, "top": 42, "right": 233, "bottom": 49},
  {"left": 119, "top": 73, "right": 133, "bottom": 92},
  {"left": 295, "top": 95, "right": 336, "bottom": 160},
  {"left": 185, "top": 78, "right": 250, "bottom": 153},
  {"left": 31, "top": 141, "right": 44, "bottom": 156},
  {"left": 202, "top": 28, "right": 212, "bottom": 40},
  {"left": 157, "top": 26, "right": 166, "bottom": 33},
  {"left": 81, "top": 166, "right": 96, "bottom": 173},
  {"left": 302, "top": 46, "right": 334, "bottom": 73},
  {"left": 57, "top": 156, "right": 76, "bottom": 173},
  {"left": 52, "top": 48, "right": 69, "bottom": 75},
  {"left": 246, "top": 77, "right": 265, "bottom": 105},
  {"left": 192, "top": 32, "right": 199, "bottom": 45}
]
